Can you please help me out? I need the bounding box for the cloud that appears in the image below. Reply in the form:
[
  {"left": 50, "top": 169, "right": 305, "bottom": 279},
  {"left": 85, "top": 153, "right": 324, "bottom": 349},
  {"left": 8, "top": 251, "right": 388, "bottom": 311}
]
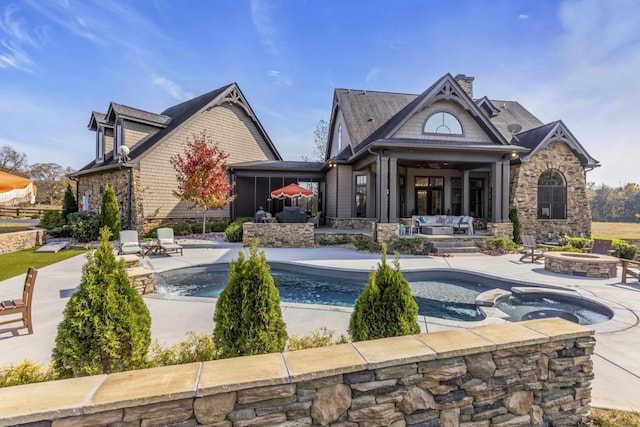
[
  {"left": 151, "top": 76, "right": 193, "bottom": 102},
  {"left": 268, "top": 70, "right": 292, "bottom": 85},
  {"left": 518, "top": 14, "right": 529, "bottom": 20},
  {"left": 0, "top": 5, "right": 36, "bottom": 71},
  {"left": 365, "top": 68, "right": 380, "bottom": 87},
  {"left": 250, "top": 0, "right": 279, "bottom": 55}
]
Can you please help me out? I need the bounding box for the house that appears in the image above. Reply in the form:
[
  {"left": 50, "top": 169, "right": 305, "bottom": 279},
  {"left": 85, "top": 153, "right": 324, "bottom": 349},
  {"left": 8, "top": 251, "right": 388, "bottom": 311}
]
[
  {"left": 70, "top": 83, "right": 283, "bottom": 231},
  {"left": 72, "top": 74, "right": 599, "bottom": 242}
]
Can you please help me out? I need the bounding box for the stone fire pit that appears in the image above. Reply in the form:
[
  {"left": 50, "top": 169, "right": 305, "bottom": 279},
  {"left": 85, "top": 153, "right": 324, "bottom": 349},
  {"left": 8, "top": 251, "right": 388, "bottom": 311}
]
[{"left": 544, "top": 251, "right": 618, "bottom": 278}]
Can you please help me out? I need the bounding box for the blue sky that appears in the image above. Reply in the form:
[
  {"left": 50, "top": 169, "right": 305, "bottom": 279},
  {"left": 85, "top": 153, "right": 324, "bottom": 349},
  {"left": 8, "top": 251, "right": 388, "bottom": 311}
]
[{"left": 0, "top": 0, "right": 638, "bottom": 186}]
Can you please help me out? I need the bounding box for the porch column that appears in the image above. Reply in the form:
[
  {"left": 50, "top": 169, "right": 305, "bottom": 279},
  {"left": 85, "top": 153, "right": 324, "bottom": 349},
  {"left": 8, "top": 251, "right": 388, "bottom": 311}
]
[
  {"left": 491, "top": 162, "right": 503, "bottom": 222},
  {"left": 388, "top": 157, "right": 398, "bottom": 223},
  {"left": 378, "top": 155, "right": 389, "bottom": 223},
  {"left": 462, "top": 170, "right": 470, "bottom": 215},
  {"left": 501, "top": 159, "right": 511, "bottom": 222}
]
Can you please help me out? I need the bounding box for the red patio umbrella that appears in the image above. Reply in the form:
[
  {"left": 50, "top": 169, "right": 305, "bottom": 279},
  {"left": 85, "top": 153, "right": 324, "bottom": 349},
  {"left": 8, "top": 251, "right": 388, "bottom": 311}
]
[
  {"left": 270, "top": 183, "right": 314, "bottom": 200},
  {"left": 0, "top": 171, "right": 37, "bottom": 206}
]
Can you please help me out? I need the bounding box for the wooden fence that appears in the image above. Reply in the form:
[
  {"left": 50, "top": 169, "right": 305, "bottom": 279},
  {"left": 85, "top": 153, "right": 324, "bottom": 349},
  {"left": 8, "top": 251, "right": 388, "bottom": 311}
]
[{"left": 0, "top": 206, "right": 59, "bottom": 218}]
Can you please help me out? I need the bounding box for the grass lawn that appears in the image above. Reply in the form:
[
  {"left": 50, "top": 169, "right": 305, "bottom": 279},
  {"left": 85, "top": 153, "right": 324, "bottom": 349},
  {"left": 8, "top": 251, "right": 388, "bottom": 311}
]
[
  {"left": 0, "top": 247, "right": 88, "bottom": 281},
  {"left": 592, "top": 222, "right": 640, "bottom": 241}
]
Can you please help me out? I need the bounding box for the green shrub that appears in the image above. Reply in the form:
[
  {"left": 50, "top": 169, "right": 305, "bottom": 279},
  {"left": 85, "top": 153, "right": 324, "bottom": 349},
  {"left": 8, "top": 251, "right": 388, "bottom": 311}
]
[
  {"left": 61, "top": 184, "right": 78, "bottom": 222},
  {"left": 318, "top": 235, "right": 352, "bottom": 246},
  {"left": 148, "top": 331, "right": 217, "bottom": 367},
  {"left": 100, "top": 184, "right": 121, "bottom": 237},
  {"left": 509, "top": 207, "right": 521, "bottom": 244},
  {"left": 349, "top": 246, "right": 420, "bottom": 342},
  {"left": 286, "top": 327, "right": 349, "bottom": 351},
  {"left": 213, "top": 240, "right": 287, "bottom": 358},
  {"left": 225, "top": 218, "right": 250, "bottom": 242},
  {"left": 389, "top": 238, "right": 425, "bottom": 255},
  {"left": 0, "top": 360, "right": 55, "bottom": 388},
  {"left": 559, "top": 236, "right": 592, "bottom": 250},
  {"left": 352, "top": 237, "right": 382, "bottom": 253},
  {"left": 52, "top": 227, "right": 151, "bottom": 378},
  {"left": 481, "top": 237, "right": 520, "bottom": 255},
  {"left": 550, "top": 245, "right": 583, "bottom": 252},
  {"left": 40, "top": 210, "right": 64, "bottom": 230},
  {"left": 173, "top": 223, "right": 193, "bottom": 236},
  {"left": 211, "top": 223, "right": 228, "bottom": 232},
  {"left": 612, "top": 239, "right": 638, "bottom": 260},
  {"left": 67, "top": 212, "right": 101, "bottom": 243},
  {"left": 47, "top": 225, "right": 73, "bottom": 238}
]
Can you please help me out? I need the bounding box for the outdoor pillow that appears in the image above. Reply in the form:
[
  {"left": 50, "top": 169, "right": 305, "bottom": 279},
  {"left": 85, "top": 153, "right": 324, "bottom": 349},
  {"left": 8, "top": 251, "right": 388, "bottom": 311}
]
[
  {"left": 418, "top": 216, "right": 426, "bottom": 224},
  {"left": 159, "top": 238, "right": 174, "bottom": 245},
  {"left": 446, "top": 216, "right": 454, "bottom": 224},
  {"left": 121, "top": 242, "right": 139, "bottom": 247}
]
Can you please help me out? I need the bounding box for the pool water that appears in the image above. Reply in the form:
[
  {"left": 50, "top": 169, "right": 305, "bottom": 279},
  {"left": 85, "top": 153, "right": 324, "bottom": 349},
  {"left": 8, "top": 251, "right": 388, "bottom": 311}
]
[
  {"left": 155, "top": 266, "right": 486, "bottom": 321},
  {"left": 495, "top": 295, "right": 611, "bottom": 325}
]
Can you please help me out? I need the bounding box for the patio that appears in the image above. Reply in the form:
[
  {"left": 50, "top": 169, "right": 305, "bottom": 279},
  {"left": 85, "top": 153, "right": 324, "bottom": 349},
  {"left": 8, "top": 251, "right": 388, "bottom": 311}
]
[{"left": 0, "top": 238, "right": 639, "bottom": 411}]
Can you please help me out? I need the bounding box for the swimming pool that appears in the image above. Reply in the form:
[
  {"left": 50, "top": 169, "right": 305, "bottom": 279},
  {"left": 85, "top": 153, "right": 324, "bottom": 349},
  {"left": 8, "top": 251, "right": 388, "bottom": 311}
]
[{"left": 154, "top": 262, "right": 613, "bottom": 324}]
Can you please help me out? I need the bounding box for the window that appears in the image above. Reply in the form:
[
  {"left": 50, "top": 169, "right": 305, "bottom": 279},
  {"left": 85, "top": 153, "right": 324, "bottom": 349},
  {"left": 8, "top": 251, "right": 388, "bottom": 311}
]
[
  {"left": 355, "top": 175, "right": 367, "bottom": 217},
  {"left": 537, "top": 169, "right": 566, "bottom": 219},
  {"left": 424, "top": 112, "right": 463, "bottom": 135},
  {"left": 338, "top": 124, "right": 342, "bottom": 151},
  {"left": 97, "top": 128, "right": 104, "bottom": 161}
]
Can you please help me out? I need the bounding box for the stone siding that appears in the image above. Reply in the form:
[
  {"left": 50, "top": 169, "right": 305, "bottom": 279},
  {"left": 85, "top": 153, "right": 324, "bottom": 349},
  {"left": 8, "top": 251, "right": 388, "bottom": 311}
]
[
  {"left": 0, "top": 229, "right": 46, "bottom": 255},
  {"left": 0, "top": 319, "right": 595, "bottom": 427},
  {"left": 243, "top": 222, "right": 315, "bottom": 247},
  {"left": 326, "top": 217, "right": 377, "bottom": 232},
  {"left": 377, "top": 223, "right": 400, "bottom": 244},
  {"left": 544, "top": 252, "right": 618, "bottom": 278},
  {"left": 510, "top": 141, "right": 592, "bottom": 241}
]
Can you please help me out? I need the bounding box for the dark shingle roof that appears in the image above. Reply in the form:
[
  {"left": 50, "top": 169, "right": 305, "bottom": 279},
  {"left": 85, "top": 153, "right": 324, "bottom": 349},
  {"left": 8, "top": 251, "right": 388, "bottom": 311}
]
[
  {"left": 486, "top": 100, "right": 544, "bottom": 141},
  {"left": 511, "top": 122, "right": 557, "bottom": 150},
  {"left": 108, "top": 103, "right": 171, "bottom": 126}
]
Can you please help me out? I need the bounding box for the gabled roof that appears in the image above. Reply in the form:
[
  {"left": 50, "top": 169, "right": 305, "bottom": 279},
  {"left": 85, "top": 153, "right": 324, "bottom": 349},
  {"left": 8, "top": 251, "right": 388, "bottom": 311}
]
[
  {"left": 104, "top": 103, "right": 171, "bottom": 127},
  {"left": 486, "top": 100, "right": 543, "bottom": 141},
  {"left": 512, "top": 120, "right": 599, "bottom": 167},
  {"left": 88, "top": 112, "right": 107, "bottom": 131},
  {"left": 476, "top": 97, "right": 501, "bottom": 118},
  {"left": 73, "top": 83, "right": 281, "bottom": 175},
  {"left": 345, "top": 74, "right": 511, "bottom": 156}
]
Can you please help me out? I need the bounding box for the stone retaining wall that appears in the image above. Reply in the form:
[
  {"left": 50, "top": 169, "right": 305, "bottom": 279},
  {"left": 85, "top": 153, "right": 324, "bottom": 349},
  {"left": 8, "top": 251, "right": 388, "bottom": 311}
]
[
  {"left": 377, "top": 223, "right": 400, "bottom": 244},
  {"left": 243, "top": 222, "right": 315, "bottom": 247},
  {"left": 544, "top": 252, "right": 618, "bottom": 278},
  {"left": 326, "top": 217, "right": 377, "bottom": 232},
  {"left": 0, "top": 229, "right": 46, "bottom": 255},
  {"left": 0, "top": 318, "right": 595, "bottom": 427}
]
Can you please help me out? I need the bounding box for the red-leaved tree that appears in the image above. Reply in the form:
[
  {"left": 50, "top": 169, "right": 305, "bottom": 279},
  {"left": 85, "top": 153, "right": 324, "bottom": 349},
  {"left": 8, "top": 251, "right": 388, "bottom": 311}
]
[{"left": 170, "top": 131, "right": 236, "bottom": 234}]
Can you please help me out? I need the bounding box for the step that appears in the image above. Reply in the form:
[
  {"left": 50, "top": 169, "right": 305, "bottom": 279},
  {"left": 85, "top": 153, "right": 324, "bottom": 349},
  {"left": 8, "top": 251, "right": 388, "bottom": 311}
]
[
  {"left": 430, "top": 240, "right": 475, "bottom": 248},
  {"left": 434, "top": 246, "right": 480, "bottom": 254},
  {"left": 430, "top": 240, "right": 480, "bottom": 254}
]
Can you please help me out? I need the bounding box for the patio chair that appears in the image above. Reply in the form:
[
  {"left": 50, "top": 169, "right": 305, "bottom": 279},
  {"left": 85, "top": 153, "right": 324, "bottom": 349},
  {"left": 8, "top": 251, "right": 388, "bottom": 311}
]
[
  {"left": 621, "top": 258, "right": 640, "bottom": 283},
  {"left": 118, "top": 230, "right": 143, "bottom": 255},
  {"left": 307, "top": 211, "right": 322, "bottom": 228},
  {"left": 519, "top": 234, "right": 545, "bottom": 263},
  {"left": 156, "top": 227, "right": 183, "bottom": 256},
  {"left": 0, "top": 267, "right": 38, "bottom": 335},
  {"left": 585, "top": 239, "right": 614, "bottom": 256}
]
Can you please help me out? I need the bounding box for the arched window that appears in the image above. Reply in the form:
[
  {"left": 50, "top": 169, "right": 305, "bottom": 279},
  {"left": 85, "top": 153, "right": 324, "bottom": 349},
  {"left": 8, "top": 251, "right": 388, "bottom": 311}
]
[
  {"left": 424, "top": 111, "right": 463, "bottom": 135},
  {"left": 537, "top": 169, "right": 566, "bottom": 219}
]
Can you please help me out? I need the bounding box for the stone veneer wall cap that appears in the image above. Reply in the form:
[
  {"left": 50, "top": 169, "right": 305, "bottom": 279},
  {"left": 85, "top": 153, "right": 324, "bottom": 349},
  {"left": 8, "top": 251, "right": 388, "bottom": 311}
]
[
  {"left": 352, "top": 335, "right": 437, "bottom": 369},
  {"left": 519, "top": 318, "right": 595, "bottom": 340},
  {"left": 197, "top": 352, "right": 289, "bottom": 396},
  {"left": 469, "top": 323, "right": 549, "bottom": 350},
  {"left": 283, "top": 343, "right": 367, "bottom": 382},
  {"left": 415, "top": 328, "right": 496, "bottom": 358},
  {"left": 85, "top": 362, "right": 200, "bottom": 414},
  {"left": 0, "top": 374, "right": 107, "bottom": 425}
]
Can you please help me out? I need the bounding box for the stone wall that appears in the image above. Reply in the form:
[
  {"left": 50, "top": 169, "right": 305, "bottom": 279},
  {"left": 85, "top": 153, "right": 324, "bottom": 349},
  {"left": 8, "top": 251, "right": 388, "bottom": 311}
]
[
  {"left": 243, "top": 222, "right": 315, "bottom": 247},
  {"left": 544, "top": 252, "right": 618, "bottom": 278},
  {"left": 0, "top": 319, "right": 595, "bottom": 427},
  {"left": 510, "top": 141, "right": 592, "bottom": 240},
  {"left": 326, "top": 217, "right": 377, "bottom": 232},
  {"left": 377, "top": 223, "right": 400, "bottom": 244},
  {"left": 0, "top": 229, "right": 46, "bottom": 255},
  {"left": 487, "top": 222, "right": 514, "bottom": 239}
]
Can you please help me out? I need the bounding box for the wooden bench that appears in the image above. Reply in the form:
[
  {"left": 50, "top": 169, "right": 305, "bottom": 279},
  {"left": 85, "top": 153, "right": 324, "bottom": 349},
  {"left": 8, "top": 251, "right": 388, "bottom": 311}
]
[{"left": 620, "top": 259, "right": 640, "bottom": 283}]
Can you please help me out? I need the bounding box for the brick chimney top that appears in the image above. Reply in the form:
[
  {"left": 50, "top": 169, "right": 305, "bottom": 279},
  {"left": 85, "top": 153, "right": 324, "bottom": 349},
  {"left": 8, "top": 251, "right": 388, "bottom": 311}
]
[{"left": 454, "top": 74, "right": 474, "bottom": 99}]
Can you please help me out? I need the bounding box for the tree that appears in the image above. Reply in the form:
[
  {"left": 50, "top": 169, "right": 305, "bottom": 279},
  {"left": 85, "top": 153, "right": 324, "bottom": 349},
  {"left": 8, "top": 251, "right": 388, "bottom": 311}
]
[
  {"left": 509, "top": 207, "right": 521, "bottom": 244},
  {"left": 61, "top": 184, "right": 78, "bottom": 222},
  {"left": 100, "top": 184, "right": 121, "bottom": 237},
  {"left": 0, "top": 145, "right": 28, "bottom": 174},
  {"left": 171, "top": 131, "right": 236, "bottom": 234},
  {"left": 52, "top": 227, "right": 151, "bottom": 378},
  {"left": 302, "top": 119, "right": 328, "bottom": 162},
  {"left": 349, "top": 246, "right": 420, "bottom": 341},
  {"left": 213, "top": 240, "right": 288, "bottom": 358},
  {"left": 29, "top": 162, "right": 70, "bottom": 205}
]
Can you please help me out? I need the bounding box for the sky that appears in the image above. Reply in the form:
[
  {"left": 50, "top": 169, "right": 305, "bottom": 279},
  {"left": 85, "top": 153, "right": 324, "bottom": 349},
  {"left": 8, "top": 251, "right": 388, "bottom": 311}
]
[{"left": 0, "top": 0, "right": 638, "bottom": 186}]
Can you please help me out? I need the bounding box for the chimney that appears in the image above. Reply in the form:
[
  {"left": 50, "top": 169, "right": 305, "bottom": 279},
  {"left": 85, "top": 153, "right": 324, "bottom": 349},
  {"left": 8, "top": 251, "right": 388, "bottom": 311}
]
[{"left": 455, "top": 74, "right": 474, "bottom": 99}]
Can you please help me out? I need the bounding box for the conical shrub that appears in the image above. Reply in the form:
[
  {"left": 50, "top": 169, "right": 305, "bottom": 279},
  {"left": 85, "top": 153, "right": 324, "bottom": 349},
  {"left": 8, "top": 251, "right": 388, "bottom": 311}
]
[
  {"left": 213, "top": 240, "right": 287, "bottom": 358},
  {"left": 349, "top": 245, "right": 419, "bottom": 341},
  {"left": 52, "top": 227, "right": 151, "bottom": 378},
  {"left": 100, "top": 184, "right": 121, "bottom": 238}
]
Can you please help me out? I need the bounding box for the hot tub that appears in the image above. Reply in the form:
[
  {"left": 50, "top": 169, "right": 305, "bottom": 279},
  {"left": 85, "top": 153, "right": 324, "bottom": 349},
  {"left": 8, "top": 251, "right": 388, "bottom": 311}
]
[{"left": 544, "top": 251, "right": 618, "bottom": 278}]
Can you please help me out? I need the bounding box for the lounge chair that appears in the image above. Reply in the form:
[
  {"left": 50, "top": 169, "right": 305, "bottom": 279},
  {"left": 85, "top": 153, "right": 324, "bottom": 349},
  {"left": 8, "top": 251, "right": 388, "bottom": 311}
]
[
  {"left": 621, "top": 258, "right": 640, "bottom": 283},
  {"left": 584, "top": 239, "right": 614, "bottom": 256},
  {"left": 519, "top": 234, "right": 545, "bottom": 263},
  {"left": 118, "top": 230, "right": 143, "bottom": 255},
  {"left": 0, "top": 267, "right": 38, "bottom": 335},
  {"left": 156, "top": 227, "right": 183, "bottom": 256}
]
